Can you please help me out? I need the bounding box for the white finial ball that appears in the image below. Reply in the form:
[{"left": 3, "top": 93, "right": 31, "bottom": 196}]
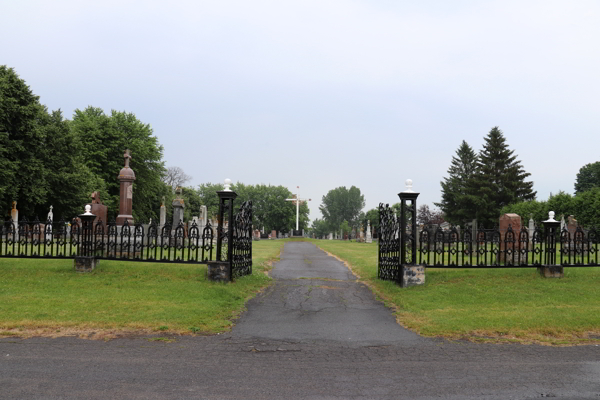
[
  {"left": 404, "top": 179, "right": 414, "bottom": 193},
  {"left": 224, "top": 178, "right": 232, "bottom": 191},
  {"left": 549, "top": 211, "right": 555, "bottom": 220},
  {"left": 84, "top": 205, "right": 92, "bottom": 215}
]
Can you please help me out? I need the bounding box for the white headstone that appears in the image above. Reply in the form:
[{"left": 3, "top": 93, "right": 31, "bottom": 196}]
[
  {"left": 47, "top": 205, "right": 53, "bottom": 222},
  {"left": 528, "top": 216, "right": 535, "bottom": 242},
  {"left": 328, "top": 232, "right": 333, "bottom": 240},
  {"left": 366, "top": 221, "right": 372, "bottom": 243}
]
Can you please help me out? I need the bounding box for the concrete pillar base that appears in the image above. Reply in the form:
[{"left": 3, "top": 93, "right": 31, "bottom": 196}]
[
  {"left": 207, "top": 261, "right": 231, "bottom": 282},
  {"left": 74, "top": 257, "right": 98, "bottom": 272},
  {"left": 538, "top": 265, "right": 564, "bottom": 278},
  {"left": 400, "top": 265, "right": 426, "bottom": 287}
]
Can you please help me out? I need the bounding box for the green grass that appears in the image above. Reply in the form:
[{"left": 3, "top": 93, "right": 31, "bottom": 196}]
[
  {"left": 0, "top": 240, "right": 283, "bottom": 338},
  {"left": 307, "top": 238, "right": 600, "bottom": 345}
]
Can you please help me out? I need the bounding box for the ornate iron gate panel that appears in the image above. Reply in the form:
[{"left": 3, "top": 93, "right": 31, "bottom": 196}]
[
  {"left": 231, "top": 200, "right": 252, "bottom": 279},
  {"left": 378, "top": 203, "right": 400, "bottom": 281}
]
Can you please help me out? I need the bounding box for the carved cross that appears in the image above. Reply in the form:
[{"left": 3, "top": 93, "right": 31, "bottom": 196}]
[{"left": 124, "top": 149, "right": 132, "bottom": 168}]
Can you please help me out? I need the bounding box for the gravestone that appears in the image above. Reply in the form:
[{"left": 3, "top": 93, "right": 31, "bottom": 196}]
[
  {"left": 560, "top": 214, "right": 566, "bottom": 232},
  {"left": 45, "top": 205, "right": 54, "bottom": 241},
  {"left": 499, "top": 213, "right": 522, "bottom": 263},
  {"left": 172, "top": 187, "right": 185, "bottom": 227},
  {"left": 11, "top": 201, "right": 18, "bottom": 226},
  {"left": 89, "top": 191, "right": 107, "bottom": 229},
  {"left": 366, "top": 220, "right": 372, "bottom": 243},
  {"left": 159, "top": 196, "right": 166, "bottom": 228},
  {"left": 271, "top": 230, "right": 277, "bottom": 239},
  {"left": 328, "top": 232, "right": 333, "bottom": 240},
  {"left": 528, "top": 215, "right": 535, "bottom": 242},
  {"left": 567, "top": 215, "right": 578, "bottom": 236},
  {"left": 200, "top": 205, "right": 208, "bottom": 229},
  {"left": 359, "top": 224, "right": 364, "bottom": 242},
  {"left": 116, "top": 150, "right": 136, "bottom": 225}
]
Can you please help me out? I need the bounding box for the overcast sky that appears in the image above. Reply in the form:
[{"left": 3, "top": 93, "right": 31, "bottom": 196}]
[{"left": 2, "top": 1, "right": 599, "bottom": 222}]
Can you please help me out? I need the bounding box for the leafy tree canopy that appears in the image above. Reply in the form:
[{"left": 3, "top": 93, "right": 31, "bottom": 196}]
[
  {"left": 70, "top": 107, "right": 168, "bottom": 222},
  {"left": 319, "top": 186, "right": 365, "bottom": 231},
  {"left": 186, "top": 182, "right": 308, "bottom": 233},
  {"left": 574, "top": 161, "right": 600, "bottom": 194},
  {"left": 0, "top": 66, "right": 100, "bottom": 220}
]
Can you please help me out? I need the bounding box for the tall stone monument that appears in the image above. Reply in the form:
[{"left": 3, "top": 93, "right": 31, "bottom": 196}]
[
  {"left": 366, "top": 220, "right": 373, "bottom": 243},
  {"left": 116, "top": 150, "right": 136, "bottom": 225},
  {"left": 159, "top": 196, "right": 166, "bottom": 228},
  {"left": 11, "top": 201, "right": 18, "bottom": 226},
  {"left": 172, "top": 187, "right": 185, "bottom": 226}
]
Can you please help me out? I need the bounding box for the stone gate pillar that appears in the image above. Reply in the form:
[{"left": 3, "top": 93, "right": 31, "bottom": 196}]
[{"left": 397, "top": 179, "right": 424, "bottom": 287}]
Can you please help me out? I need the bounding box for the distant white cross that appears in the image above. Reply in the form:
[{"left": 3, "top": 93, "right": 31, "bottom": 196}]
[{"left": 286, "top": 186, "right": 311, "bottom": 231}]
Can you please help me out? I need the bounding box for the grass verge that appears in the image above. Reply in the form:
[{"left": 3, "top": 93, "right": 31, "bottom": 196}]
[
  {"left": 307, "top": 238, "right": 600, "bottom": 345},
  {"left": 0, "top": 240, "right": 283, "bottom": 339}
]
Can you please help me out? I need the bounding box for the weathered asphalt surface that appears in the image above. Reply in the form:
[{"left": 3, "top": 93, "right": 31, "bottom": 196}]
[{"left": 1, "top": 241, "right": 599, "bottom": 399}]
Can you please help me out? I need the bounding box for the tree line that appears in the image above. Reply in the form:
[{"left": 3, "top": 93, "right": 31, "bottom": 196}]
[
  {"left": 438, "top": 127, "right": 600, "bottom": 229},
  {"left": 0, "top": 66, "right": 309, "bottom": 231}
]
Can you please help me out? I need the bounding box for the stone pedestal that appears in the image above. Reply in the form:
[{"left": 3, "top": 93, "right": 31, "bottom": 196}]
[
  {"left": 537, "top": 265, "right": 564, "bottom": 278},
  {"left": 207, "top": 261, "right": 230, "bottom": 282},
  {"left": 400, "top": 265, "right": 426, "bottom": 287},
  {"left": 74, "top": 256, "right": 98, "bottom": 272}
]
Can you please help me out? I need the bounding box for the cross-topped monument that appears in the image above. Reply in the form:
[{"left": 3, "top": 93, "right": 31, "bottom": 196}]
[
  {"left": 286, "top": 186, "right": 311, "bottom": 231},
  {"left": 116, "top": 149, "right": 136, "bottom": 225}
]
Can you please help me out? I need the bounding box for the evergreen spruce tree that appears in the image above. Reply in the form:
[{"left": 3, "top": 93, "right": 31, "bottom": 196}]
[
  {"left": 470, "top": 127, "right": 536, "bottom": 226},
  {"left": 435, "top": 140, "right": 478, "bottom": 225}
]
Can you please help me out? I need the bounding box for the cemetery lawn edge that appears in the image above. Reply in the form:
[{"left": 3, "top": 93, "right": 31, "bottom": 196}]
[
  {"left": 0, "top": 240, "right": 283, "bottom": 339},
  {"left": 307, "top": 238, "right": 600, "bottom": 346}
]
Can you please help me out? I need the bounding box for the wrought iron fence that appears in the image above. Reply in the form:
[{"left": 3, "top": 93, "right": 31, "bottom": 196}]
[
  {"left": 417, "top": 224, "right": 599, "bottom": 268},
  {"left": 377, "top": 210, "right": 599, "bottom": 280},
  {"left": 1, "top": 217, "right": 216, "bottom": 263}
]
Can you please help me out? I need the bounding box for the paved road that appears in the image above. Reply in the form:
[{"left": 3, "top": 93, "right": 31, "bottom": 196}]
[{"left": 1, "top": 241, "right": 599, "bottom": 399}]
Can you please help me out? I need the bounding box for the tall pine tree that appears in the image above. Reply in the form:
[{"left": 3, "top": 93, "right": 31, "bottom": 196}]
[
  {"left": 436, "top": 140, "right": 478, "bottom": 225},
  {"left": 469, "top": 127, "right": 536, "bottom": 226}
]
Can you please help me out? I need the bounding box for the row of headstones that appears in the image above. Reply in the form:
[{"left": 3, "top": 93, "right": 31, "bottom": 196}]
[{"left": 325, "top": 221, "right": 373, "bottom": 243}]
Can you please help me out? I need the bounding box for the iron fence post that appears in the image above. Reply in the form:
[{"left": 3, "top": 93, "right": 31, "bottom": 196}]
[{"left": 541, "top": 211, "right": 563, "bottom": 278}]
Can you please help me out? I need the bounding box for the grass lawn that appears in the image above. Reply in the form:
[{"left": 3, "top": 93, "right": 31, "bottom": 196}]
[
  {"left": 0, "top": 240, "right": 283, "bottom": 339},
  {"left": 308, "top": 238, "right": 600, "bottom": 345}
]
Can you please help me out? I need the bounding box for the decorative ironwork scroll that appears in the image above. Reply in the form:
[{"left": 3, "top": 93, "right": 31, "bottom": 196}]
[
  {"left": 378, "top": 203, "right": 400, "bottom": 281},
  {"left": 231, "top": 200, "right": 253, "bottom": 279}
]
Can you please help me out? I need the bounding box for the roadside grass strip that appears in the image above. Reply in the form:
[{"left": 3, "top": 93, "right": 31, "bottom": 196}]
[
  {"left": 307, "top": 238, "right": 600, "bottom": 345},
  {"left": 0, "top": 240, "right": 283, "bottom": 338}
]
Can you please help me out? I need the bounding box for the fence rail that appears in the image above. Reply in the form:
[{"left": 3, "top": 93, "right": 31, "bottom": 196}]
[
  {"left": 1, "top": 218, "right": 216, "bottom": 263},
  {"left": 418, "top": 224, "right": 599, "bottom": 268}
]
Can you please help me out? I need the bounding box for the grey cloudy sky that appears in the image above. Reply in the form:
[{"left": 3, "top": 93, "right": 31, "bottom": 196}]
[{"left": 2, "top": 1, "right": 599, "bottom": 221}]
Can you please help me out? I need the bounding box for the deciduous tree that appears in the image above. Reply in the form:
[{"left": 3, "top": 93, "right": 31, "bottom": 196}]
[
  {"left": 319, "top": 186, "right": 365, "bottom": 231},
  {"left": 574, "top": 161, "right": 600, "bottom": 194},
  {"left": 70, "top": 107, "right": 168, "bottom": 222}
]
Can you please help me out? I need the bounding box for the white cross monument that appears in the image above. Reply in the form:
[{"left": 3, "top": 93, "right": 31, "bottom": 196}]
[{"left": 286, "top": 186, "right": 311, "bottom": 232}]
